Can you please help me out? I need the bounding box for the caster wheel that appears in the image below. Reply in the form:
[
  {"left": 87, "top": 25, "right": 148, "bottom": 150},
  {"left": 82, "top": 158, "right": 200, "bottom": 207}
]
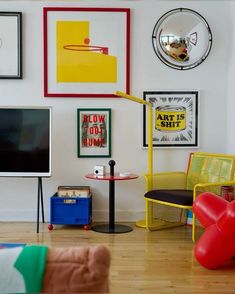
[
  {"left": 83, "top": 224, "right": 90, "bottom": 230},
  {"left": 48, "top": 224, "right": 54, "bottom": 231}
]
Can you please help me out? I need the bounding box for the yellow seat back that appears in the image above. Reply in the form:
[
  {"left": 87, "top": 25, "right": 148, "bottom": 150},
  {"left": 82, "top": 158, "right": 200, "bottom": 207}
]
[{"left": 186, "top": 152, "right": 235, "bottom": 193}]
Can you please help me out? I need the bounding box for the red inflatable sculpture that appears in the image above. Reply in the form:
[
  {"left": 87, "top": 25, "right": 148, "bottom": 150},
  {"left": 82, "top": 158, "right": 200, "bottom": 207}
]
[{"left": 193, "top": 192, "right": 235, "bottom": 269}]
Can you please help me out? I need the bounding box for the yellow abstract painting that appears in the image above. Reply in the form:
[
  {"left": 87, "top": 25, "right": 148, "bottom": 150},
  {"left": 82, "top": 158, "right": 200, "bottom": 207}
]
[{"left": 56, "top": 21, "right": 117, "bottom": 83}]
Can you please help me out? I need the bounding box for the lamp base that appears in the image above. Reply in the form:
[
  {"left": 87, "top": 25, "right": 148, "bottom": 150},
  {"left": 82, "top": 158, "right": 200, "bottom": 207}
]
[{"left": 135, "top": 219, "right": 146, "bottom": 228}]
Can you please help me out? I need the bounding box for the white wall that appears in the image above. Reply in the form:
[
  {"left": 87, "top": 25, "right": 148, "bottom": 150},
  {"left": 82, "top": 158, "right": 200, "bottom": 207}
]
[
  {"left": 227, "top": 2, "right": 235, "bottom": 154},
  {"left": 0, "top": 0, "right": 232, "bottom": 222}
]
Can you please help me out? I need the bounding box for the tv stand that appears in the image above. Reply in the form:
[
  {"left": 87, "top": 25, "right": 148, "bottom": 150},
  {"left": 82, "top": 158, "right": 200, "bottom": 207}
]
[{"left": 37, "top": 177, "right": 45, "bottom": 233}]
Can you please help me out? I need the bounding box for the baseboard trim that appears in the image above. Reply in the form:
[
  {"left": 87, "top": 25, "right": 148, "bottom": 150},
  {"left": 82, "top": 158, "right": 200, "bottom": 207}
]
[
  {"left": 0, "top": 209, "right": 146, "bottom": 222},
  {"left": 0, "top": 207, "right": 190, "bottom": 223}
]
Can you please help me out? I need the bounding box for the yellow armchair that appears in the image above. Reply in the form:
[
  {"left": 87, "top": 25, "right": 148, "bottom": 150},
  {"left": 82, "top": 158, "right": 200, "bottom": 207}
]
[{"left": 138, "top": 152, "right": 235, "bottom": 242}]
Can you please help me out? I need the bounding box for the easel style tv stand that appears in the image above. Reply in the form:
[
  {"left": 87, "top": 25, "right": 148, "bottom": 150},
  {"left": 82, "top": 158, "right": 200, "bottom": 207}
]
[{"left": 37, "top": 177, "right": 45, "bottom": 233}]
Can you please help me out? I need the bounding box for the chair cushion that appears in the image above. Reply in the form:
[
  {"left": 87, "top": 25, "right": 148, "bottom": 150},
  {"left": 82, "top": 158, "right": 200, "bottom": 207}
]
[{"left": 144, "top": 189, "right": 193, "bottom": 206}]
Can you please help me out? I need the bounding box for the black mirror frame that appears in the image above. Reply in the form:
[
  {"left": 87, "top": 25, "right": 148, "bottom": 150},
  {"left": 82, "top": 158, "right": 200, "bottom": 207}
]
[{"left": 152, "top": 8, "right": 213, "bottom": 70}]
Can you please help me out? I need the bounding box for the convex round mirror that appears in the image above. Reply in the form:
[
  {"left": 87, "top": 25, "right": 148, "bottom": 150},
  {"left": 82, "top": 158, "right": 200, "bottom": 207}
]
[{"left": 152, "top": 8, "right": 212, "bottom": 70}]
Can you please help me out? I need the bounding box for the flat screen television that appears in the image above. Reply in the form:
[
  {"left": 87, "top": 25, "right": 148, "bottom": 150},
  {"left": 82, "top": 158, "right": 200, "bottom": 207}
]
[{"left": 0, "top": 107, "right": 52, "bottom": 177}]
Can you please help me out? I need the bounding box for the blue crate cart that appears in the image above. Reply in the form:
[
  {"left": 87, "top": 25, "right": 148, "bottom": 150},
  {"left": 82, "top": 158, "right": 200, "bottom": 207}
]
[{"left": 48, "top": 193, "right": 92, "bottom": 230}]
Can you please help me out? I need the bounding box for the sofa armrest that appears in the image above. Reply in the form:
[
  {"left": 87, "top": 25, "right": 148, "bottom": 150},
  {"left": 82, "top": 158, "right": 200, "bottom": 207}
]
[
  {"left": 42, "top": 245, "right": 110, "bottom": 293},
  {"left": 145, "top": 172, "right": 187, "bottom": 191}
]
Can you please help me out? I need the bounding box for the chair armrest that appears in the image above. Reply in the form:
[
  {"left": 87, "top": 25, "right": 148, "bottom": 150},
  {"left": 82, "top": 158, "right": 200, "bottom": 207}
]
[
  {"left": 193, "top": 180, "right": 235, "bottom": 199},
  {"left": 145, "top": 172, "right": 187, "bottom": 191}
]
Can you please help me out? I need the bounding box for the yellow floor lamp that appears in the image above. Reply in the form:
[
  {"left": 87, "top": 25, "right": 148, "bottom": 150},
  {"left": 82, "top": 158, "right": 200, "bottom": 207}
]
[{"left": 116, "top": 91, "right": 154, "bottom": 228}]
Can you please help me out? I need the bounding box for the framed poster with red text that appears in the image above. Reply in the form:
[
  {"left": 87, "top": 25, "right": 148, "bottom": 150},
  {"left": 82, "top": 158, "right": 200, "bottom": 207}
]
[{"left": 77, "top": 109, "right": 111, "bottom": 157}]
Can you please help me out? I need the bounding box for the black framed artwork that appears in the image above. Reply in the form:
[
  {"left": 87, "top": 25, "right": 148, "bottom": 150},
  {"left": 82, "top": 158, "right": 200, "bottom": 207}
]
[
  {"left": 0, "top": 12, "right": 22, "bottom": 79},
  {"left": 143, "top": 91, "right": 199, "bottom": 148}
]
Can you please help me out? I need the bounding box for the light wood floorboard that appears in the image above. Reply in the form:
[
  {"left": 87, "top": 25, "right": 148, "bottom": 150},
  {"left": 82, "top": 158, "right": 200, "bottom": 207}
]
[{"left": 0, "top": 222, "right": 235, "bottom": 294}]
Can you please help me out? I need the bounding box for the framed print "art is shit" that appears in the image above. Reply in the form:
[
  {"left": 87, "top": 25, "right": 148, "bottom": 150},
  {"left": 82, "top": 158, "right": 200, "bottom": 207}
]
[{"left": 143, "top": 91, "right": 199, "bottom": 148}]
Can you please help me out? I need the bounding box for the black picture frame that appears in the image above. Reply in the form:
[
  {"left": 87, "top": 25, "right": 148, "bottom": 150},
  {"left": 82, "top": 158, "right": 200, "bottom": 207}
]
[
  {"left": 143, "top": 91, "right": 199, "bottom": 148},
  {"left": 0, "top": 12, "right": 22, "bottom": 79}
]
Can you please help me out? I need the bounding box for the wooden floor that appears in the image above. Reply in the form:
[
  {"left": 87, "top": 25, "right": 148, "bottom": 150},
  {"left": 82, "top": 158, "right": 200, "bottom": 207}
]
[{"left": 0, "top": 222, "right": 235, "bottom": 293}]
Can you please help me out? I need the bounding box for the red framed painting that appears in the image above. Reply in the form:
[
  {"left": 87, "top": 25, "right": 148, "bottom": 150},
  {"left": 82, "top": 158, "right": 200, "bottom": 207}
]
[{"left": 43, "top": 7, "right": 130, "bottom": 98}]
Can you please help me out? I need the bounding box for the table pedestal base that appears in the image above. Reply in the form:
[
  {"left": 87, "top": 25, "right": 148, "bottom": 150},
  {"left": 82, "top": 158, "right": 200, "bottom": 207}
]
[{"left": 91, "top": 224, "right": 133, "bottom": 234}]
